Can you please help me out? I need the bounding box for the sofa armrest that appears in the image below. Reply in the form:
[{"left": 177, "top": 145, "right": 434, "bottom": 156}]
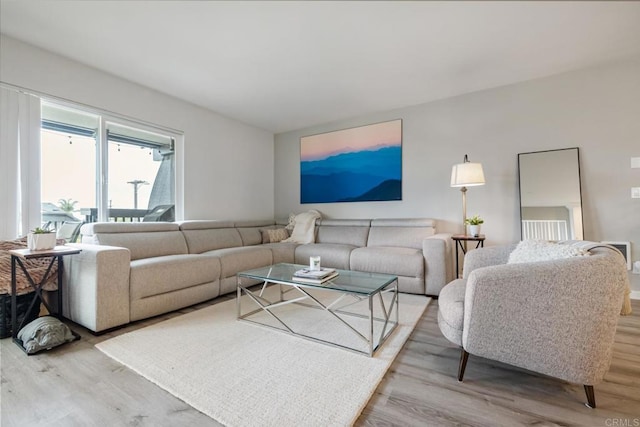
[
  {"left": 423, "top": 233, "right": 453, "bottom": 295},
  {"left": 462, "top": 254, "right": 627, "bottom": 385},
  {"left": 462, "top": 244, "right": 516, "bottom": 278},
  {"left": 63, "top": 243, "right": 131, "bottom": 333}
]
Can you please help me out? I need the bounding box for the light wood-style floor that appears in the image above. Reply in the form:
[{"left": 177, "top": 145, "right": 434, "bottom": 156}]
[{"left": 2, "top": 297, "right": 639, "bottom": 426}]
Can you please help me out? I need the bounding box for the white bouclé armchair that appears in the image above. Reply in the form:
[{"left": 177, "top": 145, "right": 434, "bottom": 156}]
[{"left": 437, "top": 241, "right": 630, "bottom": 408}]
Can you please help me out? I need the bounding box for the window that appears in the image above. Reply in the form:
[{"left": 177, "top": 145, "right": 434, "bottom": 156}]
[{"left": 41, "top": 101, "right": 178, "bottom": 231}]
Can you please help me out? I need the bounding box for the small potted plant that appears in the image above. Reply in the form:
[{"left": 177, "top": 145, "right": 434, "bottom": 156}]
[
  {"left": 27, "top": 226, "right": 57, "bottom": 251},
  {"left": 465, "top": 215, "right": 484, "bottom": 237}
]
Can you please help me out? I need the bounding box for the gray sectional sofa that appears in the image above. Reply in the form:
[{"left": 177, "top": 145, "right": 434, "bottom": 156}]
[{"left": 63, "top": 218, "right": 453, "bottom": 333}]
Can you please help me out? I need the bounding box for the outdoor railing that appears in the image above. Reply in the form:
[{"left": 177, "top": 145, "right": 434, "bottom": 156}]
[{"left": 80, "top": 208, "right": 149, "bottom": 223}]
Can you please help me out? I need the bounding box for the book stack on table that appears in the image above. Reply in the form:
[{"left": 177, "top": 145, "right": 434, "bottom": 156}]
[{"left": 293, "top": 267, "right": 339, "bottom": 284}]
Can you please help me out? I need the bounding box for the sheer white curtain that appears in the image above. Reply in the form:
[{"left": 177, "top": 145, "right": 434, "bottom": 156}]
[{"left": 0, "top": 86, "right": 41, "bottom": 240}]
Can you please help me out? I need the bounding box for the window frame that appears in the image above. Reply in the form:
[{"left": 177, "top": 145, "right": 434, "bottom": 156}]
[{"left": 40, "top": 98, "right": 184, "bottom": 223}]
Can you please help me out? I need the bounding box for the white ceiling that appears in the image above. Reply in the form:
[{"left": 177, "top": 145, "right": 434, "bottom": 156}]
[{"left": 2, "top": 1, "right": 640, "bottom": 133}]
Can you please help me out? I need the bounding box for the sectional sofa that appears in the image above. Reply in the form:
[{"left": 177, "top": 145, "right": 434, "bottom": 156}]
[{"left": 63, "top": 218, "right": 453, "bottom": 333}]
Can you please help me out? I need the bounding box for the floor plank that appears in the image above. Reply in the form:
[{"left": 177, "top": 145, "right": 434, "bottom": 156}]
[{"left": 1, "top": 297, "right": 638, "bottom": 426}]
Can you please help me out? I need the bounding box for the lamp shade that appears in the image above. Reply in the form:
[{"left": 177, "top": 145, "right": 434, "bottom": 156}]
[{"left": 451, "top": 162, "right": 485, "bottom": 187}]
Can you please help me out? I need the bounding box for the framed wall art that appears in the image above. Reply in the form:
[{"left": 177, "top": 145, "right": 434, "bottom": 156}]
[{"left": 300, "top": 119, "right": 402, "bottom": 203}]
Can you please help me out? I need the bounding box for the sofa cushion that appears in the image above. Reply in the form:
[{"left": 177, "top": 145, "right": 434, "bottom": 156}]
[
  {"left": 316, "top": 220, "right": 370, "bottom": 247},
  {"left": 234, "top": 220, "right": 276, "bottom": 228},
  {"left": 178, "top": 220, "right": 235, "bottom": 230},
  {"left": 204, "top": 246, "right": 273, "bottom": 278},
  {"left": 235, "top": 220, "right": 277, "bottom": 246},
  {"left": 82, "top": 222, "right": 179, "bottom": 234},
  {"left": 86, "top": 230, "right": 188, "bottom": 261},
  {"left": 130, "top": 254, "right": 221, "bottom": 300},
  {"left": 237, "top": 227, "right": 263, "bottom": 246},
  {"left": 262, "top": 242, "right": 298, "bottom": 264},
  {"left": 295, "top": 243, "right": 355, "bottom": 270},
  {"left": 130, "top": 282, "right": 220, "bottom": 323},
  {"left": 367, "top": 218, "right": 435, "bottom": 249},
  {"left": 370, "top": 218, "right": 435, "bottom": 228},
  {"left": 350, "top": 246, "right": 425, "bottom": 278},
  {"left": 396, "top": 277, "right": 425, "bottom": 295},
  {"left": 437, "top": 279, "right": 466, "bottom": 346},
  {"left": 182, "top": 228, "right": 243, "bottom": 254}
]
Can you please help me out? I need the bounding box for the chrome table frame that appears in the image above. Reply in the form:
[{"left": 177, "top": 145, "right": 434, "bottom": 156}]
[{"left": 237, "top": 265, "right": 399, "bottom": 357}]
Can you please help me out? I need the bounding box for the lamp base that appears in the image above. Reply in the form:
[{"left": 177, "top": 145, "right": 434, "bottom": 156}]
[{"left": 461, "top": 186, "right": 468, "bottom": 233}]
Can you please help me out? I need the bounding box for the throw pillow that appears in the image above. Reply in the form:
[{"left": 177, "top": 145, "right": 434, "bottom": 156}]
[
  {"left": 262, "top": 228, "right": 289, "bottom": 244},
  {"left": 507, "top": 239, "right": 590, "bottom": 264},
  {"left": 17, "top": 316, "right": 76, "bottom": 354}
]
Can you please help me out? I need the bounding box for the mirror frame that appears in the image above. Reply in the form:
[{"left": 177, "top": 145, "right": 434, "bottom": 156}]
[{"left": 517, "top": 147, "right": 584, "bottom": 241}]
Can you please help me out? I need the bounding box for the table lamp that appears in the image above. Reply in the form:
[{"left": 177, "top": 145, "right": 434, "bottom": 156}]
[{"left": 451, "top": 154, "right": 485, "bottom": 232}]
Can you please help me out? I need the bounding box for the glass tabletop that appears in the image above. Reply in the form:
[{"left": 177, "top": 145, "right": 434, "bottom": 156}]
[{"left": 237, "top": 263, "right": 397, "bottom": 295}]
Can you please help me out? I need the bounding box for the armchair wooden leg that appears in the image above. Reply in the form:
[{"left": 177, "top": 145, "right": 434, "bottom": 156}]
[
  {"left": 458, "top": 349, "right": 469, "bottom": 382},
  {"left": 584, "top": 385, "right": 596, "bottom": 408}
]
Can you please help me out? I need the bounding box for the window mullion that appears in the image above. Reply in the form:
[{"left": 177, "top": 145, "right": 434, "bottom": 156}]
[{"left": 97, "top": 118, "right": 109, "bottom": 222}]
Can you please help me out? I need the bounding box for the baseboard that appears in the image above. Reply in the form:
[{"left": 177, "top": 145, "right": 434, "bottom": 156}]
[{"left": 630, "top": 291, "right": 640, "bottom": 300}]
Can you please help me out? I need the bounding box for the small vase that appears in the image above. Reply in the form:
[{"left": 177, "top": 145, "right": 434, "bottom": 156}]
[
  {"left": 27, "top": 233, "right": 57, "bottom": 251},
  {"left": 468, "top": 225, "right": 481, "bottom": 237}
]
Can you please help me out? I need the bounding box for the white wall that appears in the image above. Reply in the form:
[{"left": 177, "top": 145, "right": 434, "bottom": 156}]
[
  {"left": 275, "top": 58, "right": 640, "bottom": 291},
  {"left": 0, "top": 35, "right": 274, "bottom": 221}
]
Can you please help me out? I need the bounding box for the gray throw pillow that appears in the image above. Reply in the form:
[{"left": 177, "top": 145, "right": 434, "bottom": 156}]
[{"left": 17, "top": 316, "right": 76, "bottom": 354}]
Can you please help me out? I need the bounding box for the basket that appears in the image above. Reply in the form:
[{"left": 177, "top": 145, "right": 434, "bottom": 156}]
[{"left": 0, "top": 293, "right": 41, "bottom": 338}]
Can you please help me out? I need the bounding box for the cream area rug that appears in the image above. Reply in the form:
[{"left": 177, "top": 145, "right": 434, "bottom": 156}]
[{"left": 96, "top": 290, "right": 430, "bottom": 427}]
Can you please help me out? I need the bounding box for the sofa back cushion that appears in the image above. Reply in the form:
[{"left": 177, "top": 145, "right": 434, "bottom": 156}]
[
  {"left": 316, "top": 219, "right": 371, "bottom": 247},
  {"left": 235, "top": 220, "right": 276, "bottom": 246},
  {"left": 81, "top": 222, "right": 188, "bottom": 260},
  {"left": 237, "top": 228, "right": 263, "bottom": 246},
  {"left": 367, "top": 218, "right": 435, "bottom": 249},
  {"left": 179, "top": 221, "right": 243, "bottom": 253}
]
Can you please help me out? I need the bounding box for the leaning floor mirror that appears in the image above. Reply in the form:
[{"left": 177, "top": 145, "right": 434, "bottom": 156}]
[{"left": 518, "top": 147, "right": 584, "bottom": 241}]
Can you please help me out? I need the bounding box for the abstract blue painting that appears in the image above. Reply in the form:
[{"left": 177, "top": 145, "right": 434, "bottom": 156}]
[{"left": 300, "top": 119, "right": 402, "bottom": 203}]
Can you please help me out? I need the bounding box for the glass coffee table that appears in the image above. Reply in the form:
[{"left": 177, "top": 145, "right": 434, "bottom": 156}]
[{"left": 237, "top": 263, "right": 399, "bottom": 357}]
